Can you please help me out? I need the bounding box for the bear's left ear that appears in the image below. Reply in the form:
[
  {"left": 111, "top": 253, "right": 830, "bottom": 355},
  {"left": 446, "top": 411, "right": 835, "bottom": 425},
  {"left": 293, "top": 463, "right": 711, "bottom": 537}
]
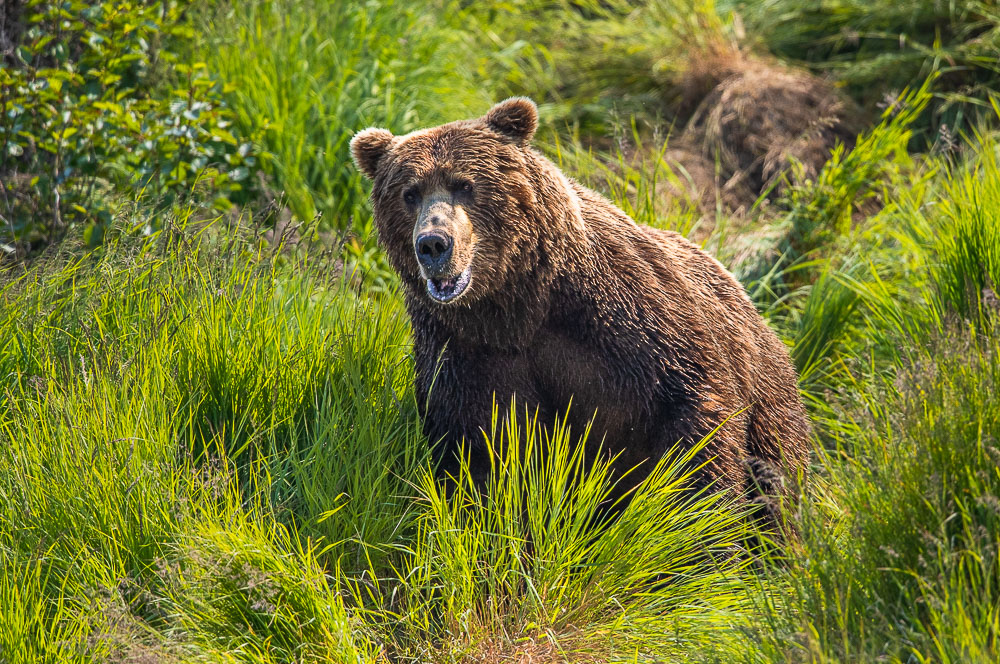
[
  {"left": 484, "top": 97, "right": 538, "bottom": 146},
  {"left": 351, "top": 128, "right": 395, "bottom": 180}
]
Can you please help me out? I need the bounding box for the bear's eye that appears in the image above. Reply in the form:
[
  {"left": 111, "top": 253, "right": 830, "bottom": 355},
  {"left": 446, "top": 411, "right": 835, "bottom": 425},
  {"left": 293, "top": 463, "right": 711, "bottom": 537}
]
[
  {"left": 456, "top": 180, "right": 474, "bottom": 194},
  {"left": 403, "top": 187, "right": 420, "bottom": 206}
]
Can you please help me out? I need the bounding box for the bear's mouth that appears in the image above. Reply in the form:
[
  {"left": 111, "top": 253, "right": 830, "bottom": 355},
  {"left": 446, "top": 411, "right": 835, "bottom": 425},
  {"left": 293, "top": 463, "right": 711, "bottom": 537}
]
[{"left": 426, "top": 266, "right": 472, "bottom": 303}]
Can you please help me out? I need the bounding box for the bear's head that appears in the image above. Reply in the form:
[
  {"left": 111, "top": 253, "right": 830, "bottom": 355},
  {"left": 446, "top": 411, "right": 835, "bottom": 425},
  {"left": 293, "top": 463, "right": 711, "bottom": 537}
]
[{"left": 351, "top": 98, "right": 575, "bottom": 310}]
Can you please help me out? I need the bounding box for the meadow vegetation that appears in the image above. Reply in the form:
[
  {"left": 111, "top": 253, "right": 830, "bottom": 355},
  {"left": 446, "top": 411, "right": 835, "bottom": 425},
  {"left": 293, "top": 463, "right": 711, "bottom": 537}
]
[{"left": 1, "top": 0, "right": 999, "bottom": 662}]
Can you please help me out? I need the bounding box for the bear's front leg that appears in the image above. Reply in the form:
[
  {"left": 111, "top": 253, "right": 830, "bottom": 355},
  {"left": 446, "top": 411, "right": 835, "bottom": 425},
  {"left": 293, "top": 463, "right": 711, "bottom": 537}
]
[
  {"left": 414, "top": 335, "right": 550, "bottom": 485},
  {"left": 618, "top": 384, "right": 751, "bottom": 502}
]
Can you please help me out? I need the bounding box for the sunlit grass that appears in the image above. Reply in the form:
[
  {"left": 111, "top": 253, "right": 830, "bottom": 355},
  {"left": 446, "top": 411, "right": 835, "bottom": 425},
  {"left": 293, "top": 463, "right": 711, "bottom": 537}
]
[
  {"left": 4, "top": 123, "right": 1000, "bottom": 660},
  {"left": 196, "top": 0, "right": 486, "bottom": 233},
  {"left": 3, "top": 1, "right": 1000, "bottom": 660},
  {"left": 357, "top": 403, "right": 752, "bottom": 662}
]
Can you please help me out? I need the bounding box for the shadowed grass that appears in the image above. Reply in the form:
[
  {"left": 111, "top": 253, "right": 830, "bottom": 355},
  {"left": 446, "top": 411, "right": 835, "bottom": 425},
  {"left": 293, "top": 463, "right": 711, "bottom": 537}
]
[{"left": 729, "top": 0, "right": 1000, "bottom": 133}]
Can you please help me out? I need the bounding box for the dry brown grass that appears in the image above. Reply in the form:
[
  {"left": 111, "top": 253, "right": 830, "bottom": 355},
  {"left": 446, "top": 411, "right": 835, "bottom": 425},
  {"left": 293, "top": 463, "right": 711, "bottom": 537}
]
[
  {"left": 426, "top": 628, "right": 613, "bottom": 664},
  {"left": 630, "top": 46, "right": 862, "bottom": 243},
  {"left": 681, "top": 49, "right": 861, "bottom": 205}
]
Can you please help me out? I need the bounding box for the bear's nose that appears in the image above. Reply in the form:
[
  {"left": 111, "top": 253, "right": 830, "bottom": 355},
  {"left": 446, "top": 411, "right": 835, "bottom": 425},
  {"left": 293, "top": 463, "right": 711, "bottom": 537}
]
[{"left": 415, "top": 232, "right": 453, "bottom": 270}]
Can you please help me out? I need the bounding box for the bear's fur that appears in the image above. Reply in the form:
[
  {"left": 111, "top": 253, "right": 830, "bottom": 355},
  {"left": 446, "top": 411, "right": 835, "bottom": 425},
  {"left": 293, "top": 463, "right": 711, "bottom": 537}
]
[{"left": 351, "top": 98, "right": 810, "bottom": 527}]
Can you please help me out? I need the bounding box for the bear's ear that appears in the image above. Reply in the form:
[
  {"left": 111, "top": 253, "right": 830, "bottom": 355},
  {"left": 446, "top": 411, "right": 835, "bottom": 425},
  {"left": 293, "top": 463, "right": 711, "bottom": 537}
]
[
  {"left": 351, "top": 128, "right": 395, "bottom": 179},
  {"left": 484, "top": 97, "right": 538, "bottom": 145}
]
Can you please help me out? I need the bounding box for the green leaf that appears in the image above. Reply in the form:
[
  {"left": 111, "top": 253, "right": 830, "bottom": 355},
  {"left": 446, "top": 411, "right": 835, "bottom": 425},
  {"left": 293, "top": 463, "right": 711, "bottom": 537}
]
[{"left": 211, "top": 128, "right": 238, "bottom": 145}]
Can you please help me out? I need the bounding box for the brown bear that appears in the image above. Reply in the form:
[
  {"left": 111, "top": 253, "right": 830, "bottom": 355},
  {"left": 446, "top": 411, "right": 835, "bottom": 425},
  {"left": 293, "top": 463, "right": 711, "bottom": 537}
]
[{"left": 351, "top": 98, "right": 810, "bottom": 528}]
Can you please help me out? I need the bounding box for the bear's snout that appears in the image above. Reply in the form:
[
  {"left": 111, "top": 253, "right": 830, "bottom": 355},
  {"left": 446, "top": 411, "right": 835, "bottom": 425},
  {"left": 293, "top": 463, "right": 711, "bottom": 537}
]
[
  {"left": 412, "top": 194, "right": 475, "bottom": 303},
  {"left": 415, "top": 231, "right": 453, "bottom": 273}
]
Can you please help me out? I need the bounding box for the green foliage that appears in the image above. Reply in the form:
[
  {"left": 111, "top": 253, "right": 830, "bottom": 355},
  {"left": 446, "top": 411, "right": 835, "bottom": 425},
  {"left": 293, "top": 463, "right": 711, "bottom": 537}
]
[
  {"left": 739, "top": 85, "right": 939, "bottom": 395},
  {"left": 0, "top": 225, "right": 421, "bottom": 659},
  {"left": 464, "top": 0, "right": 736, "bottom": 131},
  {"left": 782, "top": 82, "right": 929, "bottom": 259},
  {"left": 196, "top": 0, "right": 486, "bottom": 235},
  {"left": 0, "top": 552, "right": 92, "bottom": 664},
  {"left": 0, "top": 0, "right": 260, "bottom": 253},
  {"left": 734, "top": 132, "right": 1000, "bottom": 663},
  {"left": 0, "top": 224, "right": 752, "bottom": 662},
  {"left": 159, "top": 516, "right": 375, "bottom": 660},
  {"left": 925, "top": 135, "right": 1000, "bottom": 324},
  {"left": 4, "top": 1, "right": 1000, "bottom": 662},
  {"left": 754, "top": 327, "right": 1000, "bottom": 662},
  {"left": 547, "top": 126, "right": 706, "bottom": 237}
]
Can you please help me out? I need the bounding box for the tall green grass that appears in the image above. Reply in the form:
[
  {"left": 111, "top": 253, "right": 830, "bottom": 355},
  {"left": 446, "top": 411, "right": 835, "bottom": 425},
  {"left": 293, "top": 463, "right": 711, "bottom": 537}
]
[
  {"left": 3, "top": 133, "right": 1000, "bottom": 664},
  {"left": 196, "top": 0, "right": 485, "bottom": 234},
  {"left": 0, "top": 226, "right": 417, "bottom": 660},
  {"left": 0, "top": 222, "right": 757, "bottom": 662},
  {"left": 5, "top": 2, "right": 1000, "bottom": 661},
  {"left": 548, "top": 127, "right": 707, "bottom": 238},
  {"left": 750, "top": 325, "right": 1000, "bottom": 663},
  {"left": 735, "top": 132, "right": 1000, "bottom": 663},
  {"left": 369, "top": 405, "right": 751, "bottom": 661},
  {"left": 728, "top": 0, "right": 1000, "bottom": 132},
  {"left": 926, "top": 135, "right": 1000, "bottom": 324},
  {"left": 462, "top": 0, "right": 737, "bottom": 131}
]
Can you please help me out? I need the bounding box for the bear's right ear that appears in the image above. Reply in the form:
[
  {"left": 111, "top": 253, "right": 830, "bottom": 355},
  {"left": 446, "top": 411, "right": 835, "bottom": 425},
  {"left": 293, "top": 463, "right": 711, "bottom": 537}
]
[
  {"left": 484, "top": 97, "right": 538, "bottom": 145},
  {"left": 351, "top": 128, "right": 395, "bottom": 179}
]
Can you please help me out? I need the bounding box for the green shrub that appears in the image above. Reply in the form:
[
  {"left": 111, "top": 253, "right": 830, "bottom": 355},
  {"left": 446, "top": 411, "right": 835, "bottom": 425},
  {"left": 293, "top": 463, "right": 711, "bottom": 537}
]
[{"left": 0, "top": 0, "right": 260, "bottom": 254}]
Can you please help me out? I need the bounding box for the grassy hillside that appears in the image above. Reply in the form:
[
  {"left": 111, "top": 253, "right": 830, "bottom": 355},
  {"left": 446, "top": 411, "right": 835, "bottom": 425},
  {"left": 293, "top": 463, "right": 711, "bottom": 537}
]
[{"left": 2, "top": 1, "right": 999, "bottom": 662}]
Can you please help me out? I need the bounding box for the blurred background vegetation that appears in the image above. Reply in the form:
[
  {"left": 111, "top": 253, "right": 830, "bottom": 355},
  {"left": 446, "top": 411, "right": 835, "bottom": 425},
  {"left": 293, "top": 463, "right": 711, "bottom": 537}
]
[{"left": 1, "top": 0, "right": 999, "bottom": 662}]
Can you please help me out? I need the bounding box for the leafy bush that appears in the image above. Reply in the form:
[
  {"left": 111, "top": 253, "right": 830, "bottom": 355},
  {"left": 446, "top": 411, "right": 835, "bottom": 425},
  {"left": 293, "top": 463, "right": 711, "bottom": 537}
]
[{"left": 0, "top": 0, "right": 260, "bottom": 254}]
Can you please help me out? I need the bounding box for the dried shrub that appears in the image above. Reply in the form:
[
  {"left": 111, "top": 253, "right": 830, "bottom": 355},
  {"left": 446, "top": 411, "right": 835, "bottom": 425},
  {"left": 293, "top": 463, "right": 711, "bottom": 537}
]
[{"left": 683, "top": 50, "right": 861, "bottom": 202}]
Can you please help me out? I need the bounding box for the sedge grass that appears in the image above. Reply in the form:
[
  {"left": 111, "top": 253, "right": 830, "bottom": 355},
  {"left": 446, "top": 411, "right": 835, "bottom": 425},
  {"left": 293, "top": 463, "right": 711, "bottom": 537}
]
[
  {"left": 4, "top": 4, "right": 1000, "bottom": 656},
  {"left": 196, "top": 0, "right": 486, "bottom": 233},
  {"left": 365, "top": 403, "right": 753, "bottom": 662}
]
